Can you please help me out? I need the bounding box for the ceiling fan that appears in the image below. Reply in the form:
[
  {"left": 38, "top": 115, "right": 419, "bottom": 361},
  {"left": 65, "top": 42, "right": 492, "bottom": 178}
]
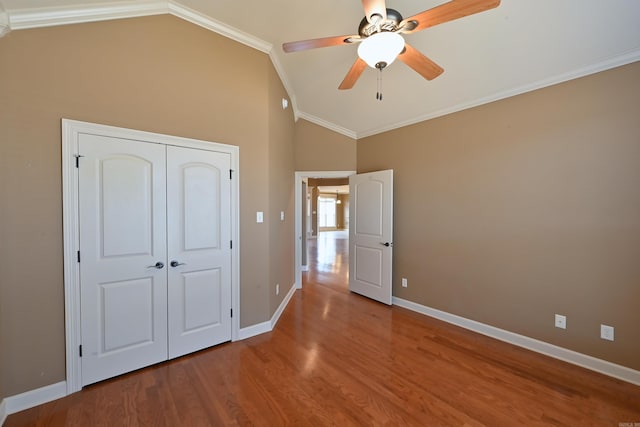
[{"left": 282, "top": 0, "right": 501, "bottom": 92}]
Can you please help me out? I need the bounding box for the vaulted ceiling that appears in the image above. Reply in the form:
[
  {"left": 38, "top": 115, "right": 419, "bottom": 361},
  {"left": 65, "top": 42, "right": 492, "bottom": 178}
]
[{"left": 2, "top": 0, "right": 640, "bottom": 138}]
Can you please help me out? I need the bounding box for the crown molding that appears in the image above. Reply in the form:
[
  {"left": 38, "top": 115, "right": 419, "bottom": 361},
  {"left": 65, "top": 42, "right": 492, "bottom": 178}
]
[
  {"left": 167, "top": 1, "right": 270, "bottom": 54},
  {"left": 7, "top": 1, "right": 273, "bottom": 55},
  {"left": 297, "top": 111, "right": 357, "bottom": 140},
  {"left": 8, "top": 1, "right": 167, "bottom": 30}
]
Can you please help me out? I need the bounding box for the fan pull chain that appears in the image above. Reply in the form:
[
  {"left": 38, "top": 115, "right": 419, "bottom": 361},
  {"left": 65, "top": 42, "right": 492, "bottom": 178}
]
[{"left": 376, "top": 67, "right": 383, "bottom": 101}]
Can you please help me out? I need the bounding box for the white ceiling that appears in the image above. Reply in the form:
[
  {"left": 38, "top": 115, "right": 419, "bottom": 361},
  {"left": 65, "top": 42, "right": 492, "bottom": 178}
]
[{"left": 3, "top": 0, "right": 640, "bottom": 138}]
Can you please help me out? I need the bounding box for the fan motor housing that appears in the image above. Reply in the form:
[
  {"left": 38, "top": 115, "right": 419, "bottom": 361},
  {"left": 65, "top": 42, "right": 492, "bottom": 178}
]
[{"left": 358, "top": 8, "right": 403, "bottom": 37}]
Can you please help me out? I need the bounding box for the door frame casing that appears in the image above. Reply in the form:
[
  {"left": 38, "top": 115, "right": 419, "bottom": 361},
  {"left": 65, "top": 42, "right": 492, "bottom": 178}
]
[
  {"left": 294, "top": 171, "right": 355, "bottom": 289},
  {"left": 62, "top": 119, "right": 240, "bottom": 394}
]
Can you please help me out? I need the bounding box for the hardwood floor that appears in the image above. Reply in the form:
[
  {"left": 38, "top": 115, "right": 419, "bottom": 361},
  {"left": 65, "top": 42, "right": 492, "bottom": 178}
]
[{"left": 6, "top": 230, "right": 640, "bottom": 426}]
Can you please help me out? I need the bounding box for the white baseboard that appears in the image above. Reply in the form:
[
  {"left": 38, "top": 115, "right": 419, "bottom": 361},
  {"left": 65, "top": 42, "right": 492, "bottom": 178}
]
[
  {"left": 3, "top": 381, "right": 67, "bottom": 419},
  {"left": 0, "top": 398, "right": 7, "bottom": 426},
  {"left": 237, "top": 320, "right": 271, "bottom": 340},
  {"left": 237, "top": 283, "right": 298, "bottom": 341},
  {"left": 271, "top": 283, "right": 297, "bottom": 329},
  {"left": 393, "top": 297, "right": 640, "bottom": 386}
]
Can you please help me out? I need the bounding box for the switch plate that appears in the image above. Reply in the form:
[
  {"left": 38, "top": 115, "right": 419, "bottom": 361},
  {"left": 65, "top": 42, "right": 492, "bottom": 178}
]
[
  {"left": 276, "top": 284, "right": 280, "bottom": 296},
  {"left": 256, "top": 211, "right": 263, "bottom": 223},
  {"left": 402, "top": 278, "right": 408, "bottom": 288},
  {"left": 280, "top": 211, "right": 285, "bottom": 221},
  {"left": 600, "top": 324, "right": 614, "bottom": 341},
  {"left": 554, "top": 314, "right": 566, "bottom": 329}
]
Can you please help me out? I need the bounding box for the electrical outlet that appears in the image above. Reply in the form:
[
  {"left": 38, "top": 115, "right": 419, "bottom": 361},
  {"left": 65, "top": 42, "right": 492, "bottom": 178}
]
[
  {"left": 600, "top": 324, "right": 614, "bottom": 341},
  {"left": 276, "top": 284, "right": 280, "bottom": 296},
  {"left": 256, "top": 211, "right": 263, "bottom": 223},
  {"left": 402, "top": 278, "right": 408, "bottom": 288},
  {"left": 554, "top": 314, "right": 566, "bottom": 329}
]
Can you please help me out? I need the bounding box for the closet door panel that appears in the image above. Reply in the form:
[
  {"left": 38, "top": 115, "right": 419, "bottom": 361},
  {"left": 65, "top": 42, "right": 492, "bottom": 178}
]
[
  {"left": 79, "top": 135, "right": 168, "bottom": 386},
  {"left": 167, "top": 146, "right": 232, "bottom": 358}
]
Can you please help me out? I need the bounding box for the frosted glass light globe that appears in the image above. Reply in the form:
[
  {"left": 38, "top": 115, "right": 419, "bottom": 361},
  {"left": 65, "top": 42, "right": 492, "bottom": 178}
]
[{"left": 357, "top": 32, "right": 405, "bottom": 68}]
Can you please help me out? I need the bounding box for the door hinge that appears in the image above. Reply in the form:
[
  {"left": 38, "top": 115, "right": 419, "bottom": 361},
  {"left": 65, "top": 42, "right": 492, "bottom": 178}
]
[
  {"left": 230, "top": 240, "right": 233, "bottom": 249},
  {"left": 79, "top": 345, "right": 83, "bottom": 357},
  {"left": 74, "top": 154, "right": 84, "bottom": 168},
  {"left": 229, "top": 169, "right": 233, "bottom": 179},
  {"left": 77, "top": 251, "right": 81, "bottom": 262},
  {"left": 230, "top": 308, "right": 233, "bottom": 318}
]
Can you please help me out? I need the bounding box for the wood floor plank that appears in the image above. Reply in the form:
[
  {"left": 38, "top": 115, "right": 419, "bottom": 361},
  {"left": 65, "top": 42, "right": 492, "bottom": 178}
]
[{"left": 6, "top": 230, "right": 640, "bottom": 426}]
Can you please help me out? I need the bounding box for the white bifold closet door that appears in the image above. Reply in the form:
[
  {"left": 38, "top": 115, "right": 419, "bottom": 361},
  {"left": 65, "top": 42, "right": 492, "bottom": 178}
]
[
  {"left": 166, "top": 145, "right": 232, "bottom": 359},
  {"left": 78, "top": 134, "right": 231, "bottom": 386}
]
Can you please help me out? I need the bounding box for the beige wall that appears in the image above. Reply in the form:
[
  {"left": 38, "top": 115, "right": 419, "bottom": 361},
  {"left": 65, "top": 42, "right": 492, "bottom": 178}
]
[
  {"left": 358, "top": 62, "right": 640, "bottom": 371},
  {"left": 294, "top": 119, "right": 356, "bottom": 171},
  {"left": 336, "top": 195, "right": 349, "bottom": 230},
  {"left": 0, "top": 15, "right": 295, "bottom": 397},
  {"left": 267, "top": 65, "right": 296, "bottom": 316}
]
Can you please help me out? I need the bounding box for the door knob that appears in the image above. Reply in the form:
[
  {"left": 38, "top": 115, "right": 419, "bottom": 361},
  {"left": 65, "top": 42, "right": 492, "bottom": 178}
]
[
  {"left": 381, "top": 242, "right": 392, "bottom": 247},
  {"left": 147, "top": 261, "right": 164, "bottom": 269},
  {"left": 170, "top": 260, "right": 186, "bottom": 268}
]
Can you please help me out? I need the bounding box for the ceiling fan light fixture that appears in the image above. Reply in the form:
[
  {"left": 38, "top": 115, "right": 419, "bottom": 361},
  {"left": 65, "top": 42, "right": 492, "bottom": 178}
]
[{"left": 357, "top": 31, "right": 405, "bottom": 69}]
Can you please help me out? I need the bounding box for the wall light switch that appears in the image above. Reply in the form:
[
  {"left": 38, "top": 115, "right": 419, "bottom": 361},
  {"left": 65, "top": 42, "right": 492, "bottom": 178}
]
[
  {"left": 280, "top": 211, "right": 285, "bottom": 221},
  {"left": 256, "top": 211, "right": 263, "bottom": 223}
]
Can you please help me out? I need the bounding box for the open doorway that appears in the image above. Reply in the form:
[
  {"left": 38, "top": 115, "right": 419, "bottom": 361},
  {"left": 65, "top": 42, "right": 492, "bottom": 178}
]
[
  {"left": 305, "top": 229, "right": 349, "bottom": 293},
  {"left": 316, "top": 184, "right": 349, "bottom": 232},
  {"left": 294, "top": 171, "right": 355, "bottom": 290},
  {"left": 309, "top": 183, "right": 350, "bottom": 292}
]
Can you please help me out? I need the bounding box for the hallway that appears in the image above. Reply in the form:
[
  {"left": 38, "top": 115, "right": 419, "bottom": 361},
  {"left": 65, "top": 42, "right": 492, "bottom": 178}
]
[{"left": 304, "top": 230, "right": 349, "bottom": 294}]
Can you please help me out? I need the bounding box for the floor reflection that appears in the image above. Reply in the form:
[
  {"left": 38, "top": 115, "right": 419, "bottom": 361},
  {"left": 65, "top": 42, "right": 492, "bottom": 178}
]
[{"left": 304, "top": 230, "right": 349, "bottom": 293}]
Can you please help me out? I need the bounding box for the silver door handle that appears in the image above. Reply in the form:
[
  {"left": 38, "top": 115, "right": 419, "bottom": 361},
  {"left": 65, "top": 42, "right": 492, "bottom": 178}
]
[
  {"left": 381, "top": 242, "right": 392, "bottom": 247},
  {"left": 170, "top": 260, "right": 186, "bottom": 268},
  {"left": 147, "top": 261, "right": 164, "bottom": 269}
]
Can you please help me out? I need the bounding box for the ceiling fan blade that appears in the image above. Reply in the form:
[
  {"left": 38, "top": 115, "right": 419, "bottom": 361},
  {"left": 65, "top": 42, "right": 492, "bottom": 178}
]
[
  {"left": 362, "top": 0, "right": 387, "bottom": 22},
  {"left": 338, "top": 58, "right": 367, "bottom": 90},
  {"left": 398, "top": 44, "right": 444, "bottom": 81},
  {"left": 400, "top": 0, "right": 500, "bottom": 34},
  {"left": 283, "top": 35, "right": 360, "bottom": 53}
]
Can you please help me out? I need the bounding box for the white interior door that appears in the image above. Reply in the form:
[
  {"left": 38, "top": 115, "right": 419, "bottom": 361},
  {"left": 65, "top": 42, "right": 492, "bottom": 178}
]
[
  {"left": 167, "top": 146, "right": 232, "bottom": 358},
  {"left": 349, "top": 170, "right": 393, "bottom": 305},
  {"left": 79, "top": 135, "right": 168, "bottom": 386}
]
